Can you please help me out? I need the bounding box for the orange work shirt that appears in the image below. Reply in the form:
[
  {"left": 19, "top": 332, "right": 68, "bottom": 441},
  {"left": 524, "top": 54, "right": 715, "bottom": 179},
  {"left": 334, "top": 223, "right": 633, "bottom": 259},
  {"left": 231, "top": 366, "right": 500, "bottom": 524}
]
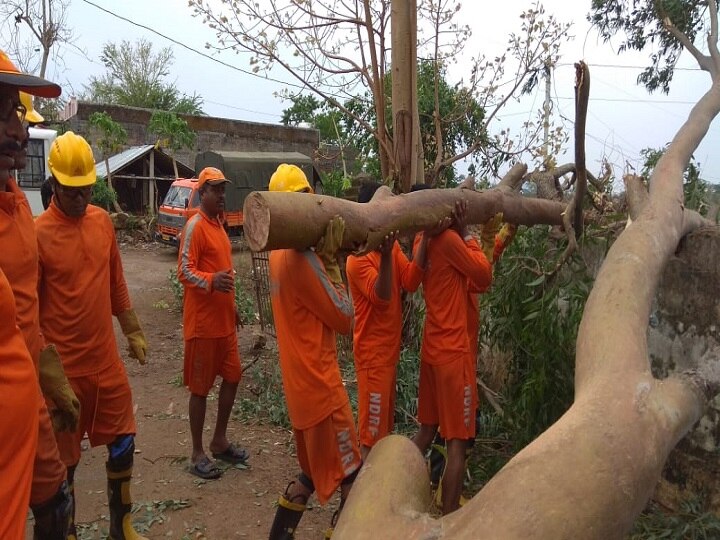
[
  {"left": 346, "top": 241, "right": 423, "bottom": 368},
  {"left": 0, "top": 266, "right": 39, "bottom": 539},
  {"left": 269, "top": 248, "right": 354, "bottom": 430},
  {"left": 467, "top": 234, "right": 505, "bottom": 360},
  {"left": 0, "top": 178, "right": 43, "bottom": 366},
  {"left": 36, "top": 201, "right": 132, "bottom": 378},
  {"left": 415, "top": 229, "right": 492, "bottom": 365},
  {"left": 467, "top": 290, "right": 480, "bottom": 363},
  {"left": 178, "top": 211, "right": 235, "bottom": 339}
]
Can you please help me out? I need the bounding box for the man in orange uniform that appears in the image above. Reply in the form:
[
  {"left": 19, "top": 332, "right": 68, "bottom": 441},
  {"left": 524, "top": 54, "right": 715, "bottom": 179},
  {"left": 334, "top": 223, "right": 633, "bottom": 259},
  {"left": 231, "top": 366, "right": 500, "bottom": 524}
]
[
  {"left": 428, "top": 213, "right": 516, "bottom": 498},
  {"left": 36, "top": 131, "right": 148, "bottom": 540},
  {"left": 411, "top": 199, "right": 493, "bottom": 515},
  {"left": 178, "top": 166, "right": 248, "bottom": 480},
  {"left": 0, "top": 266, "right": 39, "bottom": 539},
  {"left": 346, "top": 182, "right": 442, "bottom": 460},
  {"left": 267, "top": 164, "right": 361, "bottom": 540},
  {"left": 0, "top": 50, "right": 77, "bottom": 539}
]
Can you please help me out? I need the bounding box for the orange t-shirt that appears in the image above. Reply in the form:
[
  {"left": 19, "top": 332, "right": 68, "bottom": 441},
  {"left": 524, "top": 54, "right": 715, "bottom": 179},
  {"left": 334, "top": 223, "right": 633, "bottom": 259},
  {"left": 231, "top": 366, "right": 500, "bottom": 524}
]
[
  {"left": 178, "top": 211, "right": 235, "bottom": 339},
  {"left": 346, "top": 241, "right": 423, "bottom": 368},
  {"left": 269, "top": 248, "right": 354, "bottom": 430},
  {"left": 467, "top": 291, "right": 480, "bottom": 363},
  {"left": 0, "top": 179, "right": 43, "bottom": 366},
  {"left": 36, "top": 202, "right": 132, "bottom": 377},
  {"left": 415, "top": 229, "right": 491, "bottom": 365},
  {"left": 0, "top": 266, "right": 39, "bottom": 539}
]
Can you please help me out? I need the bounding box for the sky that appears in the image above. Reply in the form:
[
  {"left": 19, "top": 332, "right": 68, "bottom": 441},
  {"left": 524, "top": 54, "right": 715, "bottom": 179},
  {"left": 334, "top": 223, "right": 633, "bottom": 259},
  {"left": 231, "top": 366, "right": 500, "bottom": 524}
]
[{"left": 6, "top": 0, "right": 719, "bottom": 185}]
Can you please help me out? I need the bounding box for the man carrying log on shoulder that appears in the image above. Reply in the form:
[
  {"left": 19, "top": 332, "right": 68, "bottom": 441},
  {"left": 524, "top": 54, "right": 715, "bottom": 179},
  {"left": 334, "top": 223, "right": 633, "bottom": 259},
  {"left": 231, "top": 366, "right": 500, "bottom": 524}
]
[
  {"left": 267, "top": 164, "right": 361, "bottom": 540},
  {"left": 427, "top": 210, "right": 517, "bottom": 506},
  {"left": 411, "top": 195, "right": 494, "bottom": 515},
  {"left": 346, "top": 182, "right": 449, "bottom": 461}
]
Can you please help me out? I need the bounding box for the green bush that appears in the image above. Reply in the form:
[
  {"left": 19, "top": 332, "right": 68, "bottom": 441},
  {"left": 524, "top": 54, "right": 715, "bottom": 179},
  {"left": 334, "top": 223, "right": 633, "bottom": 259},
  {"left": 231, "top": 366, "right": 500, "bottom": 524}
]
[
  {"left": 91, "top": 178, "right": 117, "bottom": 210},
  {"left": 394, "top": 348, "right": 421, "bottom": 434},
  {"left": 233, "top": 357, "right": 289, "bottom": 427},
  {"left": 630, "top": 498, "right": 720, "bottom": 539},
  {"left": 322, "top": 170, "right": 352, "bottom": 197},
  {"left": 168, "top": 268, "right": 257, "bottom": 323},
  {"left": 481, "top": 226, "right": 601, "bottom": 449}
]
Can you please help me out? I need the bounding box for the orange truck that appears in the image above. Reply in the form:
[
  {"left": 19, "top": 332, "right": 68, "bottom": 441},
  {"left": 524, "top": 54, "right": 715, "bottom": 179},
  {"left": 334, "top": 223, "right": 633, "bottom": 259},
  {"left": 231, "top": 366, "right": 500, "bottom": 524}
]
[{"left": 156, "top": 151, "right": 320, "bottom": 247}]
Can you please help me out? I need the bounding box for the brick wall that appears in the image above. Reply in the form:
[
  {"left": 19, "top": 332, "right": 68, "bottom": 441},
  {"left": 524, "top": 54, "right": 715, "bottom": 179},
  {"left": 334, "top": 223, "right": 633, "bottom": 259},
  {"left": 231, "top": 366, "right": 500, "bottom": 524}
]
[{"left": 64, "top": 102, "right": 320, "bottom": 170}]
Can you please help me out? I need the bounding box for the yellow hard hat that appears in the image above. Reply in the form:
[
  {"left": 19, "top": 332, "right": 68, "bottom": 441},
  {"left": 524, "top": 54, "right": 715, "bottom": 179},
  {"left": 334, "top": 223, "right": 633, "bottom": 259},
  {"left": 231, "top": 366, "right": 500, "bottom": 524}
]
[
  {"left": 48, "top": 131, "right": 96, "bottom": 187},
  {"left": 268, "top": 163, "right": 313, "bottom": 193},
  {"left": 19, "top": 92, "right": 44, "bottom": 124}
]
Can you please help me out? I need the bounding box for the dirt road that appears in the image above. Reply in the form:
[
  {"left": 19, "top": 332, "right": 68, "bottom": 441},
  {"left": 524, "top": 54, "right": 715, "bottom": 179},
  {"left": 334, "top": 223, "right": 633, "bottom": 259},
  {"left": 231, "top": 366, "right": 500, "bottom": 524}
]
[{"left": 35, "top": 242, "right": 337, "bottom": 539}]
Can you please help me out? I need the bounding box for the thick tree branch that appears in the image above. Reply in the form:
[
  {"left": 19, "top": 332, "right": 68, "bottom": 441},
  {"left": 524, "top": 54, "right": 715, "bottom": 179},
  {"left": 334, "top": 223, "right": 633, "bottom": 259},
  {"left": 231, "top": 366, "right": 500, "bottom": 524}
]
[
  {"left": 663, "top": 17, "right": 713, "bottom": 72},
  {"left": 573, "top": 61, "right": 589, "bottom": 236},
  {"left": 243, "top": 173, "right": 564, "bottom": 253}
]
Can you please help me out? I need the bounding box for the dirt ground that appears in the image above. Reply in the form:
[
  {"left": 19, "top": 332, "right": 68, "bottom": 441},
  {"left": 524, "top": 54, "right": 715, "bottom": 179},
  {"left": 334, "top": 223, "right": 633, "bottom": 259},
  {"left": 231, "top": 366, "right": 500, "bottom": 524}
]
[{"left": 28, "top": 242, "right": 338, "bottom": 539}]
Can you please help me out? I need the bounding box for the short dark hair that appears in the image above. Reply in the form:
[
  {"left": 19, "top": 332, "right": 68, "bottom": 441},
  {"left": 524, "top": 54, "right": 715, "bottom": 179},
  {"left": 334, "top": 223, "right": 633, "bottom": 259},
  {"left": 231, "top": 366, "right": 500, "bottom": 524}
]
[
  {"left": 358, "top": 182, "right": 382, "bottom": 203},
  {"left": 410, "top": 183, "right": 432, "bottom": 192},
  {"left": 41, "top": 178, "right": 53, "bottom": 210}
]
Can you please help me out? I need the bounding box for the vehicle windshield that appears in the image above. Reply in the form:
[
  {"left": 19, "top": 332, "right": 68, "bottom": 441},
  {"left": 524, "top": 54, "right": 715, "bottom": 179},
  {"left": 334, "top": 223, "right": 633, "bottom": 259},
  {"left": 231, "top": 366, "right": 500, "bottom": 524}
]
[{"left": 163, "top": 186, "right": 192, "bottom": 208}]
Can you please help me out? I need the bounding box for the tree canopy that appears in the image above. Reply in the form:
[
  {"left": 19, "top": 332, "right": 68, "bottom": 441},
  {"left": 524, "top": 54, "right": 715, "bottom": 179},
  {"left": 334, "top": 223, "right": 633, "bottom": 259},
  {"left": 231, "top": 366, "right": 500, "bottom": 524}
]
[
  {"left": 589, "top": 0, "right": 712, "bottom": 93},
  {"left": 84, "top": 39, "right": 204, "bottom": 115},
  {"left": 282, "top": 59, "right": 488, "bottom": 186}
]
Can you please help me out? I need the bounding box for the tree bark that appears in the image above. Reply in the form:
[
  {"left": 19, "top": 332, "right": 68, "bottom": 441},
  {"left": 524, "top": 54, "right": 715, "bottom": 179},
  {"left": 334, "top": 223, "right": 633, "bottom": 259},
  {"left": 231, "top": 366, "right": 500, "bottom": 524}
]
[
  {"left": 391, "top": 0, "right": 421, "bottom": 192},
  {"left": 243, "top": 165, "right": 567, "bottom": 253}
]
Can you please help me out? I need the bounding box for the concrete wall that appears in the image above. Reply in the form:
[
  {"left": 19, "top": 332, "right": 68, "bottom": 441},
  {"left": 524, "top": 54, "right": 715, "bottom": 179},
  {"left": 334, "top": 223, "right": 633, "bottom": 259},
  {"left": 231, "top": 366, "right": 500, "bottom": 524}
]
[{"left": 64, "top": 102, "right": 320, "bottom": 172}]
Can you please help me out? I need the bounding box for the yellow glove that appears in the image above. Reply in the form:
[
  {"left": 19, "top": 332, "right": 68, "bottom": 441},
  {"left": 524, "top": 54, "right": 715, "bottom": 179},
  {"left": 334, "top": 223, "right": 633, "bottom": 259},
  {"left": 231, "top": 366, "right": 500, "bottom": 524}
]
[
  {"left": 493, "top": 222, "right": 518, "bottom": 262},
  {"left": 117, "top": 309, "right": 147, "bottom": 364},
  {"left": 315, "top": 216, "right": 346, "bottom": 285},
  {"left": 497, "top": 222, "right": 517, "bottom": 249},
  {"left": 39, "top": 344, "right": 80, "bottom": 433},
  {"left": 480, "top": 212, "right": 504, "bottom": 261}
]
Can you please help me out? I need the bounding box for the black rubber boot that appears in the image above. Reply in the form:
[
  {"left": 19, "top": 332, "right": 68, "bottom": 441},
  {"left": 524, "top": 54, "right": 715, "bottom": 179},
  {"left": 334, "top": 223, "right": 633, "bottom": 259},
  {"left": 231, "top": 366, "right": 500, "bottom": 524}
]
[
  {"left": 106, "top": 464, "right": 148, "bottom": 540},
  {"left": 31, "top": 480, "right": 72, "bottom": 540},
  {"left": 428, "top": 434, "right": 447, "bottom": 488},
  {"left": 66, "top": 465, "right": 78, "bottom": 540},
  {"left": 268, "top": 493, "right": 306, "bottom": 540}
]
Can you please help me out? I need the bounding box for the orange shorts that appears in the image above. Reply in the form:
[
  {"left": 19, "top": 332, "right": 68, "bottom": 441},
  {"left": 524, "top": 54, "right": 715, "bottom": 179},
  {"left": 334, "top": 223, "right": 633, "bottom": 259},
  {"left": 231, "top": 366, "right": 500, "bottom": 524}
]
[
  {"left": 31, "top": 397, "right": 67, "bottom": 505},
  {"left": 184, "top": 334, "right": 241, "bottom": 397},
  {"left": 55, "top": 360, "right": 137, "bottom": 467},
  {"left": 356, "top": 364, "right": 397, "bottom": 448},
  {"left": 467, "top": 350, "right": 479, "bottom": 416},
  {"left": 417, "top": 356, "right": 475, "bottom": 440},
  {"left": 293, "top": 402, "right": 362, "bottom": 505}
]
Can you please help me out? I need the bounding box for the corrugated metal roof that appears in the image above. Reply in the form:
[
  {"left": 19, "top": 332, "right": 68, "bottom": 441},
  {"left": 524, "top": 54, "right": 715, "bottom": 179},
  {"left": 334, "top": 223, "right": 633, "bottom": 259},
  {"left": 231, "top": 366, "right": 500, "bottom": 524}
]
[
  {"left": 199, "top": 151, "right": 312, "bottom": 163},
  {"left": 95, "top": 145, "right": 154, "bottom": 179}
]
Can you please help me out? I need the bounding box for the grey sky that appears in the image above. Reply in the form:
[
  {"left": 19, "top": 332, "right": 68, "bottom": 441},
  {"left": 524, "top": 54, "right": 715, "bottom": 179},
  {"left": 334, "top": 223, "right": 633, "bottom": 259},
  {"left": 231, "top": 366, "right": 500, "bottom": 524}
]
[{"left": 18, "top": 0, "right": 720, "bottom": 184}]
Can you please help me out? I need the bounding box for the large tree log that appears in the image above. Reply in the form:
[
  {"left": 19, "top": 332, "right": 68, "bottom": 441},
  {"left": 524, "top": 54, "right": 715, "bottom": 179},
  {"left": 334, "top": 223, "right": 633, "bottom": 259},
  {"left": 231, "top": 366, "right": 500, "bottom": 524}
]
[{"left": 244, "top": 163, "right": 567, "bottom": 252}]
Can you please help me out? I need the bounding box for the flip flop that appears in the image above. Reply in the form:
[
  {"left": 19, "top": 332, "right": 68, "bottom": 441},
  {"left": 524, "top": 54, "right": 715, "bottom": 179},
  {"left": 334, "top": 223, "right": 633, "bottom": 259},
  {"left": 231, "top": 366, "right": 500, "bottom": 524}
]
[
  {"left": 211, "top": 443, "right": 250, "bottom": 465},
  {"left": 188, "top": 456, "right": 222, "bottom": 480}
]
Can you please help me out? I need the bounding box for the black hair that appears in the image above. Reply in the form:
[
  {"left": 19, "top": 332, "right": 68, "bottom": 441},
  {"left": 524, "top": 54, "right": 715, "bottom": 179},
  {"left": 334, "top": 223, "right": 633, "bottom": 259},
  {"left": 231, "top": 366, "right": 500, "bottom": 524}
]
[
  {"left": 40, "top": 178, "right": 53, "bottom": 210},
  {"left": 410, "top": 183, "right": 432, "bottom": 192},
  {"left": 357, "top": 182, "right": 383, "bottom": 203}
]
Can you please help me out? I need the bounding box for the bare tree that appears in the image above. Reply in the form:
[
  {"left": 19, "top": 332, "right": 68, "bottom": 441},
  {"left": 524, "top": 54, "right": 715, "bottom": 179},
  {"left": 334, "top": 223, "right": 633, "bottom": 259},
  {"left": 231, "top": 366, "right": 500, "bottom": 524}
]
[
  {"left": 0, "top": 0, "right": 74, "bottom": 78},
  {"left": 189, "top": 0, "right": 569, "bottom": 189}
]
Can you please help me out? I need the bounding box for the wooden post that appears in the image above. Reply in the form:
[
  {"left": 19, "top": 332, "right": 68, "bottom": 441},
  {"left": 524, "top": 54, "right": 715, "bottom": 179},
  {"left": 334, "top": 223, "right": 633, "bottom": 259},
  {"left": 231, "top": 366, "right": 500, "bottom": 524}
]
[{"left": 149, "top": 150, "right": 156, "bottom": 215}]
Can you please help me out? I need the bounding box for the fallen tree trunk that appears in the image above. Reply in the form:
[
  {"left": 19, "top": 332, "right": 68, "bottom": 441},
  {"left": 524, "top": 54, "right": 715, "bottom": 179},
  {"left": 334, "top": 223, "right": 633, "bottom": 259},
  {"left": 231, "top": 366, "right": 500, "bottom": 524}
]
[
  {"left": 244, "top": 163, "right": 567, "bottom": 252},
  {"left": 334, "top": 31, "right": 720, "bottom": 539}
]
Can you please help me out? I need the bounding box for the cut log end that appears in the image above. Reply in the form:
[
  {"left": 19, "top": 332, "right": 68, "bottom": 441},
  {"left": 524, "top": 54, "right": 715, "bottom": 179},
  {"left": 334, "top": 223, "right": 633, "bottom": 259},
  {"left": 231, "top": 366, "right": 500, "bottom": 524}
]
[{"left": 243, "top": 192, "right": 271, "bottom": 252}]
